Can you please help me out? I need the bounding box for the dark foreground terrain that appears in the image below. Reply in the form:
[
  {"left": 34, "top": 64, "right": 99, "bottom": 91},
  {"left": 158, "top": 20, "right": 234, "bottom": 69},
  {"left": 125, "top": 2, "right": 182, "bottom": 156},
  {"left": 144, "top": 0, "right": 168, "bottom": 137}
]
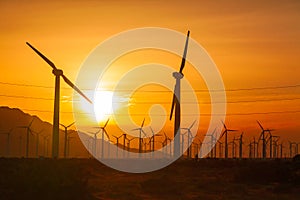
[{"left": 0, "top": 158, "right": 299, "bottom": 200}]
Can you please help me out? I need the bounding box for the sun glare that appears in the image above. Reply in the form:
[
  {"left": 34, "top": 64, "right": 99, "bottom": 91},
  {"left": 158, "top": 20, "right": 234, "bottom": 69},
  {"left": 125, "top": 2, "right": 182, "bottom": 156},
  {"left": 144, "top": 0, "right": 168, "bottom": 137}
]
[{"left": 94, "top": 91, "right": 113, "bottom": 122}]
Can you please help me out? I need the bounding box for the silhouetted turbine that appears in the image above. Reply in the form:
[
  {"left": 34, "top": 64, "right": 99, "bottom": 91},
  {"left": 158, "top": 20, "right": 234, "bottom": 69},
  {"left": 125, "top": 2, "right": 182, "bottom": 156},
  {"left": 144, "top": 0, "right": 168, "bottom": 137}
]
[
  {"left": 26, "top": 42, "right": 92, "bottom": 158},
  {"left": 220, "top": 121, "right": 237, "bottom": 159},
  {"left": 18, "top": 118, "right": 34, "bottom": 158},
  {"left": 60, "top": 122, "right": 75, "bottom": 158},
  {"left": 169, "top": 30, "right": 190, "bottom": 158}
]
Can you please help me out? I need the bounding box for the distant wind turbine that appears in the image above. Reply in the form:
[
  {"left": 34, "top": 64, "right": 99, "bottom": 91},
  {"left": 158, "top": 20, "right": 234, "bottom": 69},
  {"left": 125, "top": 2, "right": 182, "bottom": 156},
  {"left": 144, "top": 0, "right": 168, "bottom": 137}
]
[
  {"left": 149, "top": 127, "right": 162, "bottom": 153},
  {"left": 94, "top": 118, "right": 110, "bottom": 159},
  {"left": 0, "top": 128, "right": 13, "bottom": 157},
  {"left": 18, "top": 118, "right": 34, "bottom": 158},
  {"left": 112, "top": 134, "right": 123, "bottom": 158},
  {"left": 257, "top": 121, "right": 274, "bottom": 159},
  {"left": 169, "top": 30, "right": 190, "bottom": 158},
  {"left": 26, "top": 42, "right": 92, "bottom": 158},
  {"left": 181, "top": 120, "right": 196, "bottom": 158},
  {"left": 32, "top": 129, "right": 43, "bottom": 158},
  {"left": 132, "top": 118, "right": 147, "bottom": 155},
  {"left": 60, "top": 122, "right": 75, "bottom": 158},
  {"left": 220, "top": 122, "right": 237, "bottom": 159}
]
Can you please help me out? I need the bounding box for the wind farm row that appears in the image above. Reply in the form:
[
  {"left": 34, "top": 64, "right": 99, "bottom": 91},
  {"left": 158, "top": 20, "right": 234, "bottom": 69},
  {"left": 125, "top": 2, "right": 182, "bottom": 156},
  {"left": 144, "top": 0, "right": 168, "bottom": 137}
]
[{"left": 0, "top": 115, "right": 299, "bottom": 160}]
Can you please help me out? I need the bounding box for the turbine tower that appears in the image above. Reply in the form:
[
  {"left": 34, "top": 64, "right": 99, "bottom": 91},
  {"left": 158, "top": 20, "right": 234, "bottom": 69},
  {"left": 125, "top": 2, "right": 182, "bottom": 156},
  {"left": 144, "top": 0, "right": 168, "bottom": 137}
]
[
  {"left": 169, "top": 30, "right": 190, "bottom": 158},
  {"left": 26, "top": 42, "right": 92, "bottom": 158}
]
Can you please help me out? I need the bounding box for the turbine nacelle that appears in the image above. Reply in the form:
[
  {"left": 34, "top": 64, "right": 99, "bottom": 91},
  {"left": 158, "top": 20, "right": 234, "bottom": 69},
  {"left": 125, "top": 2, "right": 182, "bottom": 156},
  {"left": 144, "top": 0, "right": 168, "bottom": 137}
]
[{"left": 52, "top": 69, "right": 63, "bottom": 76}]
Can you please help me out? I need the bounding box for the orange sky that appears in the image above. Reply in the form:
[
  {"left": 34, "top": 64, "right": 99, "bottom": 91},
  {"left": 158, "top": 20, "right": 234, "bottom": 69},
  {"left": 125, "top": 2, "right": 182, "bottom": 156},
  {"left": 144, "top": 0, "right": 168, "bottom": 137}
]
[{"left": 0, "top": 0, "right": 299, "bottom": 143}]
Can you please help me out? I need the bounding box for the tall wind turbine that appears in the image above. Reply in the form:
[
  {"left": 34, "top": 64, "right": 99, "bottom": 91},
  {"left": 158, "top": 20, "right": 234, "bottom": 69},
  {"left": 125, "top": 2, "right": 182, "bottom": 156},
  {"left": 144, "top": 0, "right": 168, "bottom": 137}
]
[
  {"left": 181, "top": 120, "right": 196, "bottom": 158},
  {"left": 169, "top": 30, "right": 190, "bottom": 158},
  {"left": 60, "top": 122, "right": 75, "bottom": 158},
  {"left": 220, "top": 122, "right": 237, "bottom": 159},
  {"left": 26, "top": 42, "right": 92, "bottom": 158},
  {"left": 257, "top": 121, "right": 274, "bottom": 159},
  {"left": 18, "top": 118, "right": 34, "bottom": 158},
  {"left": 132, "top": 118, "right": 147, "bottom": 155}
]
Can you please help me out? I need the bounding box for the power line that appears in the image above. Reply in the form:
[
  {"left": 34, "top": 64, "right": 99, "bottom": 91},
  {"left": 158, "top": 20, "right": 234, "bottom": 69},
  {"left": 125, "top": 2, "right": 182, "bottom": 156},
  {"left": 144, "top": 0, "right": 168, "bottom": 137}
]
[
  {"left": 20, "top": 108, "right": 300, "bottom": 116},
  {"left": 0, "top": 81, "right": 299, "bottom": 92},
  {"left": 0, "top": 94, "right": 53, "bottom": 100},
  {"left": 1, "top": 93, "right": 299, "bottom": 104}
]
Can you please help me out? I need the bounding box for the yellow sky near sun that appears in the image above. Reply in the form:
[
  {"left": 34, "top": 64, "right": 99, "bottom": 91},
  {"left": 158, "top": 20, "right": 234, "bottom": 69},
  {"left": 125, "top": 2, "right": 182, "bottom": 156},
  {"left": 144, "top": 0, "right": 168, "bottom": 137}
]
[{"left": 0, "top": 0, "right": 299, "bottom": 142}]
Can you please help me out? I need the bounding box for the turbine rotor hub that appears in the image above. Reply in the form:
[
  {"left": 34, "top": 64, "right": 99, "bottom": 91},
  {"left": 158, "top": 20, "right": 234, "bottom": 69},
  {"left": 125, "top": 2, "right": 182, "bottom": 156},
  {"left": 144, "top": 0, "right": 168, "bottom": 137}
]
[
  {"left": 52, "top": 69, "right": 63, "bottom": 76},
  {"left": 173, "top": 72, "right": 184, "bottom": 79}
]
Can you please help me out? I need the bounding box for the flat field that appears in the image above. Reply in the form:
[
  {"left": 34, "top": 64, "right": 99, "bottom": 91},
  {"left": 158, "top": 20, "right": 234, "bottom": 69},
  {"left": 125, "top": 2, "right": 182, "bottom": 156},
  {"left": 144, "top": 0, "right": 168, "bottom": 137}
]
[{"left": 0, "top": 158, "right": 299, "bottom": 200}]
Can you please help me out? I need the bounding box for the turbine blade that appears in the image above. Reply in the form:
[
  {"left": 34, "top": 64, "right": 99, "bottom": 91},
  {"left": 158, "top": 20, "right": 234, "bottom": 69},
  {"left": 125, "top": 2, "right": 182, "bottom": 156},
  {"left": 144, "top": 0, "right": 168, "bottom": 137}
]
[
  {"left": 59, "top": 124, "right": 66, "bottom": 128},
  {"left": 150, "top": 127, "right": 154, "bottom": 134},
  {"left": 67, "top": 122, "right": 75, "bottom": 128},
  {"left": 228, "top": 129, "right": 238, "bottom": 132},
  {"left": 26, "top": 42, "right": 57, "bottom": 70},
  {"left": 132, "top": 128, "right": 140, "bottom": 131},
  {"left": 221, "top": 121, "right": 227, "bottom": 130},
  {"left": 103, "top": 130, "right": 110, "bottom": 140},
  {"left": 141, "top": 118, "right": 145, "bottom": 128},
  {"left": 141, "top": 129, "right": 147, "bottom": 137},
  {"left": 169, "top": 93, "right": 176, "bottom": 120},
  {"left": 29, "top": 118, "right": 34, "bottom": 127},
  {"left": 179, "top": 30, "right": 190, "bottom": 74},
  {"left": 220, "top": 130, "right": 226, "bottom": 138},
  {"left": 103, "top": 118, "right": 110, "bottom": 128},
  {"left": 189, "top": 120, "right": 196, "bottom": 129},
  {"left": 256, "top": 120, "right": 264, "bottom": 130},
  {"left": 61, "top": 74, "right": 92, "bottom": 104}
]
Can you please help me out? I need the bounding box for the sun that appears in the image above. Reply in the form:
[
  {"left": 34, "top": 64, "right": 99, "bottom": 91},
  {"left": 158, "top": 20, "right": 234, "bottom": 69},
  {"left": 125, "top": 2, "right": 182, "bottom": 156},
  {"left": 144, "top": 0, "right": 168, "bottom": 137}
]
[{"left": 93, "top": 91, "right": 113, "bottom": 122}]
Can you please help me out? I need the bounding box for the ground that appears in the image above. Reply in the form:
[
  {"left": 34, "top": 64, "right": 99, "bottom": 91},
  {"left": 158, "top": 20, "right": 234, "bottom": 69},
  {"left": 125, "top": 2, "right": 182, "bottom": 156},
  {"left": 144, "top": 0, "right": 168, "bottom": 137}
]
[{"left": 0, "top": 158, "right": 299, "bottom": 200}]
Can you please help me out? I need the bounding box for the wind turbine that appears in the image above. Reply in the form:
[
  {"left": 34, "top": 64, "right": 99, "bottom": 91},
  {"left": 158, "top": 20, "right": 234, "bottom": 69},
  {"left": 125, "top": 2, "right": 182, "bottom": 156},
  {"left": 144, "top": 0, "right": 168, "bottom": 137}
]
[
  {"left": 181, "top": 120, "right": 196, "bottom": 158},
  {"left": 26, "top": 42, "right": 92, "bottom": 158},
  {"left": 253, "top": 136, "right": 259, "bottom": 158},
  {"left": 272, "top": 136, "right": 280, "bottom": 158},
  {"left": 267, "top": 133, "right": 279, "bottom": 158},
  {"left": 206, "top": 128, "right": 217, "bottom": 158},
  {"left": 132, "top": 118, "right": 147, "bottom": 155},
  {"left": 94, "top": 118, "right": 110, "bottom": 159},
  {"left": 112, "top": 134, "right": 123, "bottom": 158},
  {"left": 0, "top": 128, "right": 13, "bottom": 157},
  {"left": 88, "top": 130, "right": 101, "bottom": 157},
  {"left": 162, "top": 132, "right": 172, "bottom": 157},
  {"left": 149, "top": 127, "right": 162, "bottom": 157},
  {"left": 220, "top": 122, "right": 237, "bottom": 159},
  {"left": 257, "top": 121, "right": 274, "bottom": 159},
  {"left": 18, "top": 118, "right": 34, "bottom": 158},
  {"left": 60, "top": 122, "right": 75, "bottom": 158},
  {"left": 169, "top": 30, "right": 190, "bottom": 158},
  {"left": 237, "top": 132, "right": 244, "bottom": 159},
  {"left": 32, "top": 129, "right": 43, "bottom": 158}
]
